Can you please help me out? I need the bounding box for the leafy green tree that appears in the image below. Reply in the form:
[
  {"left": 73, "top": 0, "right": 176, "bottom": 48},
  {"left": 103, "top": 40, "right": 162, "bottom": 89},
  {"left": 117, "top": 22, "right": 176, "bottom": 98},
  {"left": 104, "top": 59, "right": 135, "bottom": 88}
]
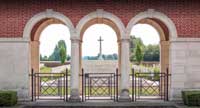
[
  {"left": 107, "top": 55, "right": 114, "bottom": 60},
  {"left": 58, "top": 40, "right": 67, "bottom": 50},
  {"left": 58, "top": 40, "right": 67, "bottom": 64},
  {"left": 130, "top": 36, "right": 136, "bottom": 62},
  {"left": 59, "top": 46, "right": 66, "bottom": 64},
  {"left": 40, "top": 54, "right": 43, "bottom": 61},
  {"left": 43, "top": 56, "right": 48, "bottom": 61},
  {"left": 129, "top": 36, "right": 136, "bottom": 52},
  {"left": 66, "top": 55, "right": 71, "bottom": 61},
  {"left": 143, "top": 44, "right": 159, "bottom": 61},
  {"left": 102, "top": 54, "right": 106, "bottom": 60},
  {"left": 130, "top": 35, "right": 160, "bottom": 62},
  {"left": 112, "top": 53, "right": 118, "bottom": 60},
  {"left": 48, "top": 40, "right": 67, "bottom": 62},
  {"left": 135, "top": 42, "right": 144, "bottom": 64},
  {"left": 130, "top": 36, "right": 144, "bottom": 62},
  {"left": 49, "top": 45, "right": 60, "bottom": 61}
]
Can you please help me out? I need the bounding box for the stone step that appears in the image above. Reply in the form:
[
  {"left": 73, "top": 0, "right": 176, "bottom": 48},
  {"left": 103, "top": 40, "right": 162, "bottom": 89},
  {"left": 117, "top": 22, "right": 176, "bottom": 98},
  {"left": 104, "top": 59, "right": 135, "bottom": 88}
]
[
  {"left": 23, "top": 106, "right": 176, "bottom": 108},
  {"left": 21, "top": 101, "right": 178, "bottom": 108}
]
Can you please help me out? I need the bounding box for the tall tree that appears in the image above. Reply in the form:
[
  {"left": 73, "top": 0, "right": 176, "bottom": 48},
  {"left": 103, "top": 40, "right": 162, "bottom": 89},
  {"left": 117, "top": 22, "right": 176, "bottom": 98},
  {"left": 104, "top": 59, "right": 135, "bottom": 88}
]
[
  {"left": 112, "top": 53, "right": 118, "bottom": 60},
  {"left": 43, "top": 56, "right": 48, "bottom": 61},
  {"left": 49, "top": 45, "right": 60, "bottom": 61},
  {"left": 135, "top": 42, "right": 144, "bottom": 64},
  {"left": 48, "top": 40, "right": 67, "bottom": 62},
  {"left": 58, "top": 40, "right": 67, "bottom": 64},
  {"left": 143, "top": 44, "right": 160, "bottom": 61},
  {"left": 130, "top": 35, "right": 160, "bottom": 62},
  {"left": 130, "top": 35, "right": 144, "bottom": 62},
  {"left": 59, "top": 45, "right": 66, "bottom": 64},
  {"left": 40, "top": 54, "right": 43, "bottom": 61},
  {"left": 66, "top": 55, "right": 71, "bottom": 61},
  {"left": 58, "top": 40, "right": 67, "bottom": 50}
]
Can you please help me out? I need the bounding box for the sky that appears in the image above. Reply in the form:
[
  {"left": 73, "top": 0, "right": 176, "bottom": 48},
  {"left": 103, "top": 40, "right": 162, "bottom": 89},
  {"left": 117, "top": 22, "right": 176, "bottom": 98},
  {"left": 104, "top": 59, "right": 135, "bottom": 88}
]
[
  {"left": 82, "top": 24, "right": 118, "bottom": 56},
  {"left": 39, "top": 24, "right": 160, "bottom": 57},
  {"left": 131, "top": 24, "right": 160, "bottom": 45},
  {"left": 40, "top": 24, "right": 71, "bottom": 57}
]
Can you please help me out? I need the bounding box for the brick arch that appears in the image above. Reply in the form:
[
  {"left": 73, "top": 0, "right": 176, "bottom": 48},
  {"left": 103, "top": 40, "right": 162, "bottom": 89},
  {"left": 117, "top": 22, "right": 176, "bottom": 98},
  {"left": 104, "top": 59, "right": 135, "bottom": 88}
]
[
  {"left": 24, "top": 9, "right": 74, "bottom": 74},
  {"left": 31, "top": 18, "right": 65, "bottom": 41},
  {"left": 126, "top": 9, "right": 177, "bottom": 41},
  {"left": 69, "top": 9, "right": 131, "bottom": 101},
  {"left": 127, "top": 9, "right": 173, "bottom": 72},
  {"left": 127, "top": 9, "right": 175, "bottom": 100},
  {"left": 137, "top": 18, "right": 166, "bottom": 41},
  {"left": 76, "top": 9, "right": 126, "bottom": 40},
  {"left": 23, "top": 9, "right": 74, "bottom": 40},
  {"left": 74, "top": 9, "right": 126, "bottom": 75},
  {"left": 79, "top": 18, "right": 120, "bottom": 41}
]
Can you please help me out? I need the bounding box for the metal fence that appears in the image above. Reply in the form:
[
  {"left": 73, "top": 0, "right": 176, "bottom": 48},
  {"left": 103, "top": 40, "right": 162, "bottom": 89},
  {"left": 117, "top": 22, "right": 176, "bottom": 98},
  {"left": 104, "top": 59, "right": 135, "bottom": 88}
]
[
  {"left": 131, "top": 68, "right": 170, "bottom": 101},
  {"left": 80, "top": 69, "right": 119, "bottom": 101},
  {"left": 30, "top": 68, "right": 170, "bottom": 102},
  {"left": 30, "top": 69, "right": 68, "bottom": 101}
]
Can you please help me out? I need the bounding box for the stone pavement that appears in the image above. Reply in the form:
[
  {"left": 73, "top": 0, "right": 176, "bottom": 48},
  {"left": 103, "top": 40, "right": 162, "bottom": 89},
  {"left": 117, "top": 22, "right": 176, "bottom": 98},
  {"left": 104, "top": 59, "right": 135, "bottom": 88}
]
[
  {"left": 51, "top": 65, "right": 69, "bottom": 73},
  {"left": 4, "top": 101, "right": 199, "bottom": 108}
]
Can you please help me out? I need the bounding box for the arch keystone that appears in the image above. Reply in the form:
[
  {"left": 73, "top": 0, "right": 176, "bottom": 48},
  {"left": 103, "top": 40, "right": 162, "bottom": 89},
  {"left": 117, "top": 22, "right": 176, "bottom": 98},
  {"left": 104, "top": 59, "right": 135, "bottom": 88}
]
[
  {"left": 147, "top": 9, "right": 155, "bottom": 18},
  {"left": 96, "top": 9, "right": 104, "bottom": 18}
]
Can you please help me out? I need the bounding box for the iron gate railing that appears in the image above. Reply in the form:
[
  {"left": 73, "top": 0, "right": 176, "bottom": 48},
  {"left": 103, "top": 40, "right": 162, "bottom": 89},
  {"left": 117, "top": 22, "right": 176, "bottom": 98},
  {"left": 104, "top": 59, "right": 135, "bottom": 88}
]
[
  {"left": 131, "top": 68, "right": 170, "bottom": 101},
  {"left": 81, "top": 69, "right": 118, "bottom": 101},
  {"left": 30, "top": 68, "right": 170, "bottom": 102},
  {"left": 30, "top": 69, "right": 68, "bottom": 101}
]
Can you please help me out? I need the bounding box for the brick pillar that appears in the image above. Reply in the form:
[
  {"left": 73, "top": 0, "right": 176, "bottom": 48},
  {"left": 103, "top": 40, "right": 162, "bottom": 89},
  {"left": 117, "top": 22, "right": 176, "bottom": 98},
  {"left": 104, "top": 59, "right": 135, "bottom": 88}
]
[
  {"left": 160, "top": 41, "right": 170, "bottom": 99},
  {"left": 30, "top": 41, "right": 40, "bottom": 97},
  {"left": 160, "top": 41, "right": 169, "bottom": 73},
  {"left": 31, "top": 41, "right": 40, "bottom": 73}
]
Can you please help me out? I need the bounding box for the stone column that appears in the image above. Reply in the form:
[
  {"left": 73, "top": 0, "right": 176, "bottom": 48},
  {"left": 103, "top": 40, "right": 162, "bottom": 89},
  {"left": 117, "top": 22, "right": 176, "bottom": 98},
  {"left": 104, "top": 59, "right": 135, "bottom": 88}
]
[
  {"left": 118, "top": 41, "right": 121, "bottom": 74},
  {"left": 79, "top": 43, "right": 83, "bottom": 96},
  {"left": 119, "top": 38, "right": 131, "bottom": 101},
  {"left": 69, "top": 37, "right": 81, "bottom": 102}
]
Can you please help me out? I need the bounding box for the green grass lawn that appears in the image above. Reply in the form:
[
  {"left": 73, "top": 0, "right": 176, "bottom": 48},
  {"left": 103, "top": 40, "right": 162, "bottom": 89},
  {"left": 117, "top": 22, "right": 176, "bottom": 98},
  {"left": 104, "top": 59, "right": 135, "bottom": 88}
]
[
  {"left": 40, "top": 66, "right": 52, "bottom": 73},
  {"left": 129, "top": 87, "right": 159, "bottom": 96},
  {"left": 39, "top": 66, "right": 67, "bottom": 82},
  {"left": 38, "top": 67, "right": 159, "bottom": 97},
  {"left": 40, "top": 86, "right": 69, "bottom": 96},
  {"left": 39, "top": 85, "right": 159, "bottom": 96}
]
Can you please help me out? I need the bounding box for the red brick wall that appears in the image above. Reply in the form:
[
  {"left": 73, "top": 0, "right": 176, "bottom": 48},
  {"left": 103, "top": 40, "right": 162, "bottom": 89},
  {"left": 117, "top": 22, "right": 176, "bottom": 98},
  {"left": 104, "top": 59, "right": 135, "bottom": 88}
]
[{"left": 0, "top": 0, "right": 199, "bottom": 38}]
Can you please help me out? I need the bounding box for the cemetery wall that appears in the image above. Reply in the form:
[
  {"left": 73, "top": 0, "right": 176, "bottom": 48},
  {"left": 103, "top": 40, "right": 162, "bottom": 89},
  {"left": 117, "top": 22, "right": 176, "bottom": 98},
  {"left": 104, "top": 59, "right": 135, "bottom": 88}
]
[
  {"left": 0, "top": 0, "right": 199, "bottom": 38},
  {"left": 170, "top": 41, "right": 200, "bottom": 100},
  {"left": 0, "top": 41, "right": 30, "bottom": 101}
]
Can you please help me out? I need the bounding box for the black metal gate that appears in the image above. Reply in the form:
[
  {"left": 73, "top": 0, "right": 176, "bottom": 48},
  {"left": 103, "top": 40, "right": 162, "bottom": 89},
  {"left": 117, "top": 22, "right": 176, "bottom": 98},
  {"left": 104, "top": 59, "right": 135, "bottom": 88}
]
[
  {"left": 30, "top": 69, "right": 67, "bottom": 101},
  {"left": 82, "top": 70, "right": 118, "bottom": 101},
  {"left": 30, "top": 68, "right": 169, "bottom": 102},
  {"left": 132, "top": 68, "right": 170, "bottom": 101}
]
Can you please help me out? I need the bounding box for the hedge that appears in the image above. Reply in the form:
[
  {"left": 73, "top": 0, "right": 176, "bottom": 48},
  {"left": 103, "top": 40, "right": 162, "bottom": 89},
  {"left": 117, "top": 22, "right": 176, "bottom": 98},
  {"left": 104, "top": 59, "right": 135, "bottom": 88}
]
[
  {"left": 182, "top": 90, "right": 200, "bottom": 106},
  {"left": 0, "top": 91, "right": 17, "bottom": 106}
]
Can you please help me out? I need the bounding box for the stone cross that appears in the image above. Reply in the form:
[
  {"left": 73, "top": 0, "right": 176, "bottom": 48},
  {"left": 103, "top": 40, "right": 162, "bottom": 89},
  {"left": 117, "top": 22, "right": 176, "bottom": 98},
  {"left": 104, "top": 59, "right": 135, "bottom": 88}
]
[{"left": 98, "top": 36, "right": 104, "bottom": 60}]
